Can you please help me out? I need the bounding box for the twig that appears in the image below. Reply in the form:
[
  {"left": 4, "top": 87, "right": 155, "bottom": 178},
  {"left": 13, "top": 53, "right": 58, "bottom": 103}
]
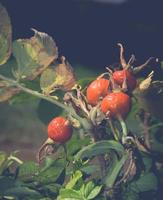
[{"left": 0, "top": 74, "right": 85, "bottom": 126}]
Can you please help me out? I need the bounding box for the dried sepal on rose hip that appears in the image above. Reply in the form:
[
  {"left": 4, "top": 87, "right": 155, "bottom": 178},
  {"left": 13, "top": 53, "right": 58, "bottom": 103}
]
[
  {"left": 111, "top": 43, "right": 137, "bottom": 91},
  {"left": 100, "top": 91, "right": 131, "bottom": 118},
  {"left": 112, "top": 43, "right": 154, "bottom": 92},
  {"left": 37, "top": 116, "right": 73, "bottom": 163},
  {"left": 86, "top": 78, "right": 110, "bottom": 106}
]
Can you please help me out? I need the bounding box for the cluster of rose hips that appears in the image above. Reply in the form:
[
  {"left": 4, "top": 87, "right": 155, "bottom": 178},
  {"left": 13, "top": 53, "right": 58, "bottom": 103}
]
[
  {"left": 38, "top": 44, "right": 153, "bottom": 162},
  {"left": 47, "top": 63, "right": 135, "bottom": 140}
]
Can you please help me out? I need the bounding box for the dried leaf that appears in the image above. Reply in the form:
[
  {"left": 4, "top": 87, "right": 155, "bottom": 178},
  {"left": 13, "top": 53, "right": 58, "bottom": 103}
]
[
  {"left": 55, "top": 57, "right": 76, "bottom": 90},
  {"left": 121, "top": 150, "right": 136, "bottom": 183},
  {"left": 0, "top": 3, "right": 12, "bottom": 65},
  {"left": 40, "top": 56, "right": 76, "bottom": 94},
  {"left": 134, "top": 72, "right": 163, "bottom": 119},
  {"left": 13, "top": 29, "right": 58, "bottom": 80},
  {"left": 138, "top": 71, "right": 154, "bottom": 93}
]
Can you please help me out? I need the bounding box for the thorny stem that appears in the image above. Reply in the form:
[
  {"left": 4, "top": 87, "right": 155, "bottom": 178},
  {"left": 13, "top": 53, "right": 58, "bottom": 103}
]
[
  {"left": 1, "top": 74, "right": 107, "bottom": 176},
  {"left": 0, "top": 74, "right": 89, "bottom": 129}
]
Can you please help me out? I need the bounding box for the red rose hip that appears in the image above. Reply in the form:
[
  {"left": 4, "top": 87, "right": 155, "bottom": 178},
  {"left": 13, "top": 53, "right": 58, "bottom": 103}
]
[
  {"left": 48, "top": 116, "right": 72, "bottom": 143},
  {"left": 113, "top": 70, "right": 137, "bottom": 91},
  {"left": 100, "top": 92, "right": 131, "bottom": 118},
  {"left": 86, "top": 78, "right": 110, "bottom": 106}
]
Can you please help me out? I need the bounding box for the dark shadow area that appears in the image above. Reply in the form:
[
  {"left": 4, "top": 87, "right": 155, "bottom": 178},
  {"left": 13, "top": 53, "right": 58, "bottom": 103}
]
[{"left": 1, "top": 0, "right": 163, "bottom": 70}]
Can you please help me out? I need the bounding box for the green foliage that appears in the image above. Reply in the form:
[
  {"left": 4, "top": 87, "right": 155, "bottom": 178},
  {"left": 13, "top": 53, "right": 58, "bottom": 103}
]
[
  {"left": 35, "top": 159, "right": 65, "bottom": 185},
  {"left": 40, "top": 58, "right": 76, "bottom": 94},
  {"left": 66, "top": 134, "right": 90, "bottom": 158},
  {"left": 57, "top": 171, "right": 102, "bottom": 200},
  {"left": 1, "top": 3, "right": 163, "bottom": 200},
  {"left": 18, "top": 161, "right": 39, "bottom": 181},
  {"left": 74, "top": 140, "right": 124, "bottom": 161},
  {"left": 122, "top": 172, "right": 158, "bottom": 200},
  {"left": 4, "top": 186, "right": 42, "bottom": 199},
  {"left": 0, "top": 154, "right": 66, "bottom": 199},
  {"left": 13, "top": 29, "right": 58, "bottom": 80},
  {"left": 66, "top": 170, "right": 83, "bottom": 189},
  {"left": 0, "top": 3, "right": 12, "bottom": 65},
  {"left": 0, "top": 151, "right": 7, "bottom": 174},
  {"left": 105, "top": 153, "right": 128, "bottom": 188}
]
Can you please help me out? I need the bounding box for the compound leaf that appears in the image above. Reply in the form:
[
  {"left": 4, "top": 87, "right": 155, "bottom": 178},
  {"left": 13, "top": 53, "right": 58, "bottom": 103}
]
[{"left": 13, "top": 29, "right": 58, "bottom": 80}]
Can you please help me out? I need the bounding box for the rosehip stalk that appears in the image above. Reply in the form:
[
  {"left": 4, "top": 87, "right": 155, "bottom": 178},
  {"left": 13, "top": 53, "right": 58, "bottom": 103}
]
[{"left": 117, "top": 114, "right": 128, "bottom": 144}]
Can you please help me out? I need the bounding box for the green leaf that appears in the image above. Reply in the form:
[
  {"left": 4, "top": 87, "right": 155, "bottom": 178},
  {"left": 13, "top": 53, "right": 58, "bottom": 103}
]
[
  {"left": 66, "top": 134, "right": 90, "bottom": 157},
  {"left": 87, "top": 185, "right": 102, "bottom": 199},
  {"left": 0, "top": 3, "right": 12, "bottom": 65},
  {"left": 36, "top": 159, "right": 65, "bottom": 184},
  {"left": 40, "top": 67, "right": 58, "bottom": 94},
  {"left": 142, "top": 154, "right": 152, "bottom": 173},
  {"left": 80, "top": 165, "right": 98, "bottom": 175},
  {"left": 122, "top": 187, "right": 139, "bottom": 200},
  {"left": 57, "top": 188, "right": 83, "bottom": 200},
  {"left": 18, "top": 161, "right": 39, "bottom": 181},
  {"left": 13, "top": 29, "right": 58, "bottom": 80},
  {"left": 0, "top": 151, "right": 7, "bottom": 174},
  {"left": 105, "top": 153, "right": 128, "bottom": 188},
  {"left": 9, "top": 78, "right": 40, "bottom": 105},
  {"left": 4, "top": 186, "right": 41, "bottom": 198},
  {"left": 148, "top": 122, "right": 163, "bottom": 153},
  {"left": 40, "top": 57, "right": 76, "bottom": 94},
  {"left": 66, "top": 170, "right": 83, "bottom": 189},
  {"left": 74, "top": 140, "right": 124, "bottom": 161},
  {"left": 40, "top": 156, "right": 56, "bottom": 172},
  {"left": 83, "top": 181, "right": 95, "bottom": 198},
  {"left": 126, "top": 99, "right": 143, "bottom": 135},
  {"left": 130, "top": 172, "right": 158, "bottom": 192},
  {"left": 39, "top": 183, "right": 61, "bottom": 195},
  {"left": 9, "top": 91, "right": 38, "bottom": 105}
]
